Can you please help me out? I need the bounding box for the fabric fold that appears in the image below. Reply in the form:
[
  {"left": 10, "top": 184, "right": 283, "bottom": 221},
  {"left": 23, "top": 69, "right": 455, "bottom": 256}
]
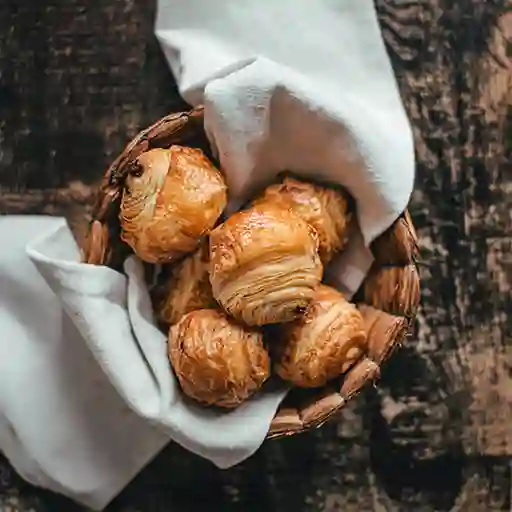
[
  {"left": 26, "top": 223, "right": 289, "bottom": 468},
  {"left": 1, "top": 0, "right": 414, "bottom": 508}
]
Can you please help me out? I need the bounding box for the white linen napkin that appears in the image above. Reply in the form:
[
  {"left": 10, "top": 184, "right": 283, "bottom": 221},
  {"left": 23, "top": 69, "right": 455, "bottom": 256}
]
[
  {"left": 0, "top": 217, "right": 170, "bottom": 511},
  {"left": 0, "top": 216, "right": 288, "bottom": 510},
  {"left": 156, "top": 0, "right": 415, "bottom": 263},
  {"left": 0, "top": 0, "right": 415, "bottom": 509}
]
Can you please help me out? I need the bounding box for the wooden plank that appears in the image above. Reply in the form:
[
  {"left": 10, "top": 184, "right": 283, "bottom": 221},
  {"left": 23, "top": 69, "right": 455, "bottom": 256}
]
[{"left": 0, "top": 0, "right": 511, "bottom": 511}]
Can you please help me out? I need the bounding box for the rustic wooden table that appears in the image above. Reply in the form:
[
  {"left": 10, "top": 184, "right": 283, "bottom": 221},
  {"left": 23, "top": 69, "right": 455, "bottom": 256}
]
[{"left": 0, "top": 1, "right": 510, "bottom": 510}]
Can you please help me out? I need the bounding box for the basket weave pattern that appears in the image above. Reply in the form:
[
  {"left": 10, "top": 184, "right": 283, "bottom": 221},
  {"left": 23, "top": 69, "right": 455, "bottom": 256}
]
[{"left": 83, "top": 106, "right": 420, "bottom": 439}]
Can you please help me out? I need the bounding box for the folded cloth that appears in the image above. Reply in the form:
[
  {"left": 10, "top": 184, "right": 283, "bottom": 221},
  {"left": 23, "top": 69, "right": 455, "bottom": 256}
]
[
  {"left": 1, "top": 216, "right": 288, "bottom": 510},
  {"left": 0, "top": 0, "right": 415, "bottom": 509},
  {"left": 156, "top": 0, "right": 415, "bottom": 255},
  {"left": 0, "top": 217, "right": 170, "bottom": 511}
]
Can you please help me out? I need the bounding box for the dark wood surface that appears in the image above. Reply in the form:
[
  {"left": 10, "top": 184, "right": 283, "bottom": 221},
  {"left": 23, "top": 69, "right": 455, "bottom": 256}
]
[{"left": 0, "top": 0, "right": 511, "bottom": 510}]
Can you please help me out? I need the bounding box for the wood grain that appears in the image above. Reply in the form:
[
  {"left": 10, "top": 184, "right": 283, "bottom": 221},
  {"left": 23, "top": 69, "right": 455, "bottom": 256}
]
[{"left": 0, "top": 0, "right": 511, "bottom": 511}]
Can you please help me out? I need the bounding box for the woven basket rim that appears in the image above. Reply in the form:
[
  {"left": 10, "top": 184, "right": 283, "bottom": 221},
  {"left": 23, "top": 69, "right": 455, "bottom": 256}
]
[{"left": 82, "top": 106, "right": 420, "bottom": 439}]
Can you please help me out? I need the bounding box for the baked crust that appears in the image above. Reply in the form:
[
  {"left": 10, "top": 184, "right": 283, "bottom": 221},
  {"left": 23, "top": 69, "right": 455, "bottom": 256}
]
[
  {"left": 209, "top": 203, "right": 323, "bottom": 325},
  {"left": 274, "top": 285, "right": 367, "bottom": 388},
  {"left": 254, "top": 176, "right": 352, "bottom": 263},
  {"left": 156, "top": 240, "right": 216, "bottom": 325},
  {"left": 168, "top": 309, "right": 270, "bottom": 408},
  {"left": 120, "top": 146, "right": 227, "bottom": 263}
]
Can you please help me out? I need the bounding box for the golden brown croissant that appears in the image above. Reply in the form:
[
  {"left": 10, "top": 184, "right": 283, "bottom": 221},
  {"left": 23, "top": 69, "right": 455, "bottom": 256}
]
[
  {"left": 120, "top": 146, "right": 227, "bottom": 264},
  {"left": 254, "top": 176, "right": 352, "bottom": 264},
  {"left": 209, "top": 203, "right": 323, "bottom": 326},
  {"left": 168, "top": 309, "right": 270, "bottom": 408},
  {"left": 155, "top": 240, "right": 216, "bottom": 325},
  {"left": 274, "top": 285, "right": 367, "bottom": 388}
]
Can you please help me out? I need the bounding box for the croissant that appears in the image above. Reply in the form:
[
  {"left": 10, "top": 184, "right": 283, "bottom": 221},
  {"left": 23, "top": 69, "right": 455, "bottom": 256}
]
[
  {"left": 254, "top": 176, "right": 352, "bottom": 264},
  {"left": 155, "top": 240, "right": 216, "bottom": 325},
  {"left": 168, "top": 309, "right": 270, "bottom": 408},
  {"left": 120, "top": 146, "right": 227, "bottom": 264},
  {"left": 209, "top": 203, "right": 323, "bottom": 326},
  {"left": 274, "top": 285, "right": 367, "bottom": 388}
]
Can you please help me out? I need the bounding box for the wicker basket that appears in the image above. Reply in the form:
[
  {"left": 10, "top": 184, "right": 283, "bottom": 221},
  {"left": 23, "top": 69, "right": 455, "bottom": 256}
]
[{"left": 82, "top": 106, "right": 421, "bottom": 440}]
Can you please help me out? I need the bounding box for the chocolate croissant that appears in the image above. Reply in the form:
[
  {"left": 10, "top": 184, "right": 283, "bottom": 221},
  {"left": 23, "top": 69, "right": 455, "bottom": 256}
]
[
  {"left": 155, "top": 240, "right": 216, "bottom": 325},
  {"left": 168, "top": 309, "right": 270, "bottom": 408},
  {"left": 254, "top": 176, "right": 352, "bottom": 264},
  {"left": 209, "top": 203, "right": 323, "bottom": 326},
  {"left": 120, "top": 146, "right": 227, "bottom": 264},
  {"left": 274, "top": 285, "right": 367, "bottom": 388}
]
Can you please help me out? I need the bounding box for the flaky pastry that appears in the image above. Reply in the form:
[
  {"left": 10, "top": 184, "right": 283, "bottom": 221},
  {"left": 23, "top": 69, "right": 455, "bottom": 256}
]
[
  {"left": 155, "top": 240, "right": 216, "bottom": 325},
  {"left": 274, "top": 285, "right": 367, "bottom": 388},
  {"left": 254, "top": 176, "right": 352, "bottom": 263},
  {"left": 209, "top": 204, "right": 323, "bottom": 326},
  {"left": 168, "top": 309, "right": 270, "bottom": 408},
  {"left": 120, "top": 146, "right": 227, "bottom": 264}
]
